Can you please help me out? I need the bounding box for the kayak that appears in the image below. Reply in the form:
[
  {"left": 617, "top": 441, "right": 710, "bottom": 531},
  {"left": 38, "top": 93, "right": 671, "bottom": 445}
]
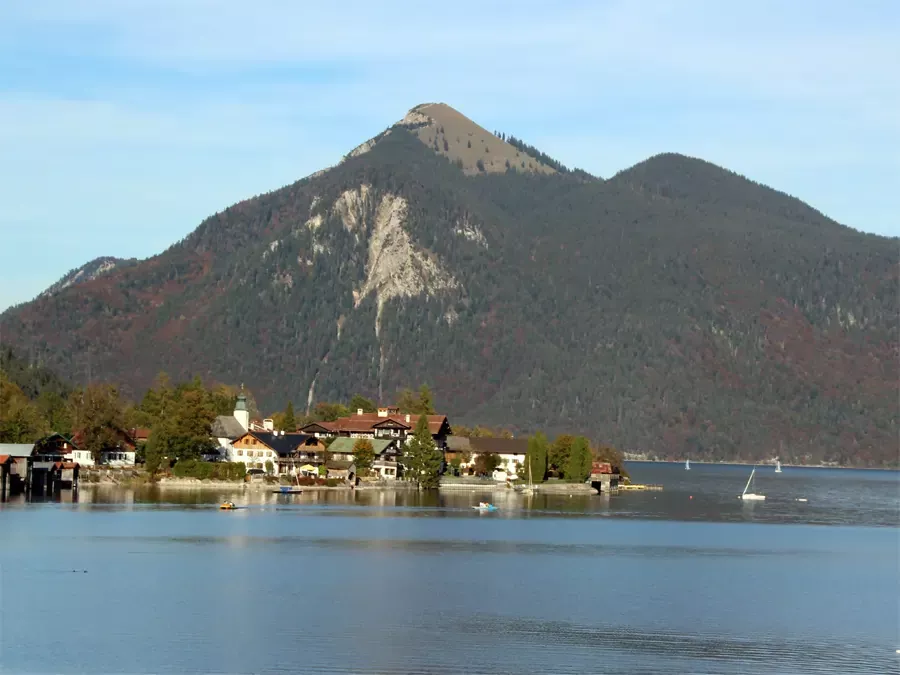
[
  {"left": 472, "top": 504, "right": 498, "bottom": 512},
  {"left": 219, "top": 502, "right": 238, "bottom": 510}
]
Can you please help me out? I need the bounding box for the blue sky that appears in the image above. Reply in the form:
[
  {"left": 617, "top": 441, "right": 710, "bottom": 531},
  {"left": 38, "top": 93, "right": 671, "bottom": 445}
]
[{"left": 1, "top": 0, "right": 897, "bottom": 311}]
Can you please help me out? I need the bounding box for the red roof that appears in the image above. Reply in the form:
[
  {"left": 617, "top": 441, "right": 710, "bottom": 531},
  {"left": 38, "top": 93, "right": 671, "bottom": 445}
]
[
  {"left": 129, "top": 428, "right": 151, "bottom": 441},
  {"left": 302, "top": 413, "right": 449, "bottom": 435},
  {"left": 0, "top": 455, "right": 16, "bottom": 464}
]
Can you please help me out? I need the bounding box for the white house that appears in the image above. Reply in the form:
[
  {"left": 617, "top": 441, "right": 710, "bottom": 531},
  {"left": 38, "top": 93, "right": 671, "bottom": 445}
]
[{"left": 446, "top": 437, "right": 528, "bottom": 481}]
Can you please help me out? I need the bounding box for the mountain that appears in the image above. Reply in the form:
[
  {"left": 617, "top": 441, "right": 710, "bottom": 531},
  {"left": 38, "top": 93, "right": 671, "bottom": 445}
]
[
  {"left": 39, "top": 256, "right": 137, "bottom": 300},
  {"left": 2, "top": 104, "right": 897, "bottom": 466}
]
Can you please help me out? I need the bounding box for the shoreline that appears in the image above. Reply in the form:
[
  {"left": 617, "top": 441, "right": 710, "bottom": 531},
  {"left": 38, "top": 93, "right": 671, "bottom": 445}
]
[{"left": 623, "top": 458, "right": 898, "bottom": 471}]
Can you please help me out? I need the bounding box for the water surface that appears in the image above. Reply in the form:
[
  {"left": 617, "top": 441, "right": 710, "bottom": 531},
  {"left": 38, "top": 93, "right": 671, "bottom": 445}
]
[{"left": 1, "top": 463, "right": 897, "bottom": 674}]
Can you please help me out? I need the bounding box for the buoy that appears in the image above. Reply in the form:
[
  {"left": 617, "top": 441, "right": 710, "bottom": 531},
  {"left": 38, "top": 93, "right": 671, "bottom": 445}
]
[{"left": 689, "top": 496, "right": 693, "bottom": 500}]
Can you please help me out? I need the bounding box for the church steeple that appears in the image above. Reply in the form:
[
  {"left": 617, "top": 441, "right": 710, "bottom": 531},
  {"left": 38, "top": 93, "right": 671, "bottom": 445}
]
[{"left": 234, "top": 387, "right": 249, "bottom": 431}]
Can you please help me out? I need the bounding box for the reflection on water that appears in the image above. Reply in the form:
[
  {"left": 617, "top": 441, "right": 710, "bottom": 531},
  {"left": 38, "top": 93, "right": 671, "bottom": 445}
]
[
  {"left": 6, "top": 462, "right": 898, "bottom": 527},
  {"left": 1, "top": 463, "right": 897, "bottom": 675}
]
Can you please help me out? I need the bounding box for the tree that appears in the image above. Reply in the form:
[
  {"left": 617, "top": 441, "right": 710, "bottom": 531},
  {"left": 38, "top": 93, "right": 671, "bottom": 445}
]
[
  {"left": 313, "top": 402, "right": 350, "bottom": 422},
  {"left": 352, "top": 438, "right": 375, "bottom": 476},
  {"left": 476, "top": 159, "right": 485, "bottom": 172},
  {"left": 0, "top": 374, "right": 48, "bottom": 442},
  {"left": 349, "top": 394, "right": 376, "bottom": 414},
  {"left": 273, "top": 400, "right": 297, "bottom": 431},
  {"left": 404, "top": 415, "right": 442, "bottom": 488},
  {"left": 70, "top": 384, "right": 126, "bottom": 464},
  {"left": 474, "top": 452, "right": 500, "bottom": 476},
  {"left": 283, "top": 401, "right": 296, "bottom": 430},
  {"left": 418, "top": 385, "right": 435, "bottom": 415},
  {"left": 550, "top": 434, "right": 575, "bottom": 476},
  {"left": 397, "top": 385, "right": 435, "bottom": 416},
  {"left": 145, "top": 388, "right": 216, "bottom": 462},
  {"left": 525, "top": 432, "right": 548, "bottom": 483},
  {"left": 265, "top": 460, "right": 274, "bottom": 475},
  {"left": 564, "top": 436, "right": 593, "bottom": 482}
]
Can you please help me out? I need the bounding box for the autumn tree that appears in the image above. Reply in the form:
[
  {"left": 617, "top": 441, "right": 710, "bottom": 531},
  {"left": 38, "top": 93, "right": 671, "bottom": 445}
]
[
  {"left": 352, "top": 438, "right": 375, "bottom": 476},
  {"left": 549, "top": 434, "right": 575, "bottom": 476},
  {"left": 349, "top": 394, "right": 376, "bottom": 414},
  {"left": 312, "top": 402, "right": 350, "bottom": 422},
  {"left": 474, "top": 452, "right": 501, "bottom": 476},
  {"left": 0, "top": 374, "right": 48, "bottom": 443},
  {"left": 397, "top": 385, "right": 436, "bottom": 416},
  {"left": 404, "top": 415, "right": 442, "bottom": 488},
  {"left": 69, "top": 384, "right": 126, "bottom": 464}
]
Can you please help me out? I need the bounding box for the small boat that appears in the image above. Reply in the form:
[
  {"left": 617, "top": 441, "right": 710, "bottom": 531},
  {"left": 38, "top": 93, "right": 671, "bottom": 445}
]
[
  {"left": 796, "top": 498, "right": 808, "bottom": 503},
  {"left": 740, "top": 467, "right": 765, "bottom": 501},
  {"left": 472, "top": 502, "right": 498, "bottom": 512},
  {"left": 219, "top": 501, "right": 238, "bottom": 510},
  {"left": 685, "top": 459, "right": 690, "bottom": 470},
  {"left": 775, "top": 460, "right": 782, "bottom": 473},
  {"left": 273, "top": 486, "right": 303, "bottom": 494}
]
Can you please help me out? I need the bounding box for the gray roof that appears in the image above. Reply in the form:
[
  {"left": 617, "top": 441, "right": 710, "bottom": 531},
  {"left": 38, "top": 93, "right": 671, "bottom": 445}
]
[
  {"left": 212, "top": 416, "right": 246, "bottom": 440},
  {"left": 0, "top": 443, "right": 36, "bottom": 457},
  {"left": 328, "top": 437, "right": 398, "bottom": 456},
  {"left": 445, "top": 436, "right": 471, "bottom": 451}
]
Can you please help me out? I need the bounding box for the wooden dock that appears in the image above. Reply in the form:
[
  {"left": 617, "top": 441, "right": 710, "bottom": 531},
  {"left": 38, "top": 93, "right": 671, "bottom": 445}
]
[{"left": 618, "top": 483, "right": 664, "bottom": 491}]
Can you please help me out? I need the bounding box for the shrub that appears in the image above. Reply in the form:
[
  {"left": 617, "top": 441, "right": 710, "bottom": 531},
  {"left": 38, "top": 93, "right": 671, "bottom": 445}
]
[
  {"left": 325, "top": 478, "right": 340, "bottom": 487},
  {"left": 171, "top": 460, "right": 246, "bottom": 481}
]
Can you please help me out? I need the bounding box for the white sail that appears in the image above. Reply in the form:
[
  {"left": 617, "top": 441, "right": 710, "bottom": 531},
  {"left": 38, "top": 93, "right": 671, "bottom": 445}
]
[
  {"left": 685, "top": 459, "right": 690, "bottom": 470},
  {"left": 741, "top": 466, "right": 766, "bottom": 501},
  {"left": 775, "top": 460, "right": 782, "bottom": 473}
]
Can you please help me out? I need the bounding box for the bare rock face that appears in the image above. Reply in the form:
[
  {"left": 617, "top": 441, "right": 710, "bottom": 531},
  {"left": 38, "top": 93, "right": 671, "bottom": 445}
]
[{"left": 39, "top": 256, "right": 134, "bottom": 299}]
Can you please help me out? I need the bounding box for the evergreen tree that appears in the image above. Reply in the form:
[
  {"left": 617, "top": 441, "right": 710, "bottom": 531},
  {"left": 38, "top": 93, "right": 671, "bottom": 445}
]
[
  {"left": 352, "top": 438, "right": 375, "bottom": 476},
  {"left": 525, "top": 432, "right": 548, "bottom": 482},
  {"left": 564, "top": 436, "right": 592, "bottom": 482},
  {"left": 283, "top": 401, "right": 296, "bottom": 430},
  {"left": 404, "top": 415, "right": 442, "bottom": 488}
]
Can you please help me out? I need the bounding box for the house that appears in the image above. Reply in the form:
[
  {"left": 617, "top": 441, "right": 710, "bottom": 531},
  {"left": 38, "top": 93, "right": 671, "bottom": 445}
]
[
  {"left": 68, "top": 429, "right": 137, "bottom": 467},
  {"left": 325, "top": 459, "right": 356, "bottom": 483},
  {"left": 300, "top": 406, "right": 451, "bottom": 449},
  {"left": 129, "top": 428, "right": 151, "bottom": 445},
  {"left": 326, "top": 437, "right": 402, "bottom": 480},
  {"left": 228, "top": 430, "right": 324, "bottom": 475},
  {"left": 449, "top": 437, "right": 529, "bottom": 481},
  {"left": 33, "top": 433, "right": 77, "bottom": 461}
]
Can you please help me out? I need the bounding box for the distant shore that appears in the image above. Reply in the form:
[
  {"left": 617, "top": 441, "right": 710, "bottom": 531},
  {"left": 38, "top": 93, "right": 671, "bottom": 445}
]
[{"left": 623, "top": 458, "right": 898, "bottom": 471}]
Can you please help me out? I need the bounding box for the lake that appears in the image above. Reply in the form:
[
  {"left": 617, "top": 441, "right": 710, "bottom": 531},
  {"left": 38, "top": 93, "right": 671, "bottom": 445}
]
[{"left": 1, "top": 462, "right": 898, "bottom": 674}]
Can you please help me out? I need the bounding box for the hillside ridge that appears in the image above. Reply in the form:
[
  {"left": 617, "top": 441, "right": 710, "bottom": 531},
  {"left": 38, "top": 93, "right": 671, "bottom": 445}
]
[{"left": 3, "top": 105, "right": 896, "bottom": 468}]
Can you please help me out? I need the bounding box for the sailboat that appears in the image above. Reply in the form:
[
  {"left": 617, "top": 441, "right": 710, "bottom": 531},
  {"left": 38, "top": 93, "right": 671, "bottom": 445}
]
[
  {"left": 685, "top": 459, "right": 690, "bottom": 470},
  {"left": 521, "top": 461, "right": 536, "bottom": 494},
  {"left": 775, "top": 460, "right": 782, "bottom": 473},
  {"left": 740, "top": 466, "right": 765, "bottom": 501}
]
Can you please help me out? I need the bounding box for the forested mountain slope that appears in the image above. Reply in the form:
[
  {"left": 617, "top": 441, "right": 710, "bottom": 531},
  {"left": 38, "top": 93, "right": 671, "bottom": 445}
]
[{"left": 2, "top": 105, "right": 896, "bottom": 466}]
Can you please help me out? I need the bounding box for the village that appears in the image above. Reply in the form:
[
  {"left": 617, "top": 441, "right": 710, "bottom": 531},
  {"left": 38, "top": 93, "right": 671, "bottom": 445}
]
[{"left": 0, "top": 391, "right": 621, "bottom": 500}]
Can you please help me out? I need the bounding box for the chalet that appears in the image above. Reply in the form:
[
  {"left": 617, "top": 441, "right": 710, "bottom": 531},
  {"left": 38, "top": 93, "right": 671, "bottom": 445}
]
[
  {"left": 447, "top": 436, "right": 528, "bottom": 480},
  {"left": 326, "top": 437, "right": 402, "bottom": 480},
  {"left": 300, "top": 406, "right": 451, "bottom": 449},
  {"left": 228, "top": 430, "right": 325, "bottom": 475},
  {"left": 33, "top": 433, "right": 77, "bottom": 462}
]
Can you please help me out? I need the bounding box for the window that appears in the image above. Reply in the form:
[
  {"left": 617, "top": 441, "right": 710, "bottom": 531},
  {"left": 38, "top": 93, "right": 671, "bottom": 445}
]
[{"left": 238, "top": 450, "right": 243, "bottom": 456}]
